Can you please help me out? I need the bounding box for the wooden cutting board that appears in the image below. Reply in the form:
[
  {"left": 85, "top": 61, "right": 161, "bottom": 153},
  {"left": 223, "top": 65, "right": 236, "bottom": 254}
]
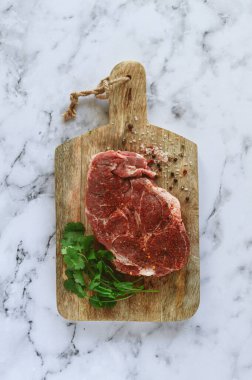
[{"left": 55, "top": 61, "right": 199, "bottom": 321}]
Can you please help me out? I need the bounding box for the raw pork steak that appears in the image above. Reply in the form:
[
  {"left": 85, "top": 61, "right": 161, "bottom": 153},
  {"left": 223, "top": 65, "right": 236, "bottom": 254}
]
[{"left": 86, "top": 151, "right": 190, "bottom": 277}]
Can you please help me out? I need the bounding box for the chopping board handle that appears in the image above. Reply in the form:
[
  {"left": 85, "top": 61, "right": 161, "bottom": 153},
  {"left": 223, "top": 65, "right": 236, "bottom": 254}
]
[{"left": 109, "top": 61, "right": 148, "bottom": 132}]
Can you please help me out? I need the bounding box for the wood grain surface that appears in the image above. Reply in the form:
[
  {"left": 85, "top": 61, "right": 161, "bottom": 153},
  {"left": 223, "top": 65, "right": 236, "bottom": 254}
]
[{"left": 55, "top": 61, "right": 200, "bottom": 321}]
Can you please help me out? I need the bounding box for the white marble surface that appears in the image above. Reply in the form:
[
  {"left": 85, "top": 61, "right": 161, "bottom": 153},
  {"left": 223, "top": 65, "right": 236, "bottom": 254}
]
[{"left": 0, "top": 0, "right": 252, "bottom": 379}]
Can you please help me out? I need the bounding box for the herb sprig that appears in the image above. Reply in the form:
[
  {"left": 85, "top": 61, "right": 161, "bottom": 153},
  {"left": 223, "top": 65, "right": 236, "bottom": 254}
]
[{"left": 61, "top": 222, "right": 158, "bottom": 308}]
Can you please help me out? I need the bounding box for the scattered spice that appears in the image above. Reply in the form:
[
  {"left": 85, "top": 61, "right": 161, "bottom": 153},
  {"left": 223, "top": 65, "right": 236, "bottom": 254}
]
[
  {"left": 185, "top": 196, "right": 190, "bottom": 202},
  {"left": 169, "top": 186, "right": 173, "bottom": 191},
  {"left": 141, "top": 145, "right": 170, "bottom": 163},
  {"left": 139, "top": 144, "right": 190, "bottom": 186},
  {"left": 140, "top": 143, "right": 145, "bottom": 150},
  {"left": 127, "top": 123, "right": 134, "bottom": 132}
]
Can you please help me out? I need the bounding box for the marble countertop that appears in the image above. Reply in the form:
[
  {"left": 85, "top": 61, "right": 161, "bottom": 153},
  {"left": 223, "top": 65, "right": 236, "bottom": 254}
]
[{"left": 0, "top": 1, "right": 252, "bottom": 379}]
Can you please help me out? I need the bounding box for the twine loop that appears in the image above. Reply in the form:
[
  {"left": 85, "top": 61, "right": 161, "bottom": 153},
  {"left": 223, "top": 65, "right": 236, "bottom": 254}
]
[{"left": 63, "top": 75, "right": 130, "bottom": 121}]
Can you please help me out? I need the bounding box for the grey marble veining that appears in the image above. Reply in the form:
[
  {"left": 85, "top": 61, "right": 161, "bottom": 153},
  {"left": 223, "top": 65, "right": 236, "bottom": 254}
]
[{"left": 0, "top": 0, "right": 252, "bottom": 379}]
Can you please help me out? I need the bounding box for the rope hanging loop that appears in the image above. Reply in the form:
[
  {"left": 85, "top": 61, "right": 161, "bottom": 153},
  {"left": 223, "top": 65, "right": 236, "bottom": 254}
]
[{"left": 63, "top": 75, "right": 130, "bottom": 121}]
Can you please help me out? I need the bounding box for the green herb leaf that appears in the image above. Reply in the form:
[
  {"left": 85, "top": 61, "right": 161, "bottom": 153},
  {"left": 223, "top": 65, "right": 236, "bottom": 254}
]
[
  {"left": 89, "top": 295, "right": 103, "bottom": 308},
  {"left": 87, "top": 248, "right": 96, "bottom": 260},
  {"left": 73, "top": 270, "right": 85, "bottom": 286},
  {"left": 97, "top": 250, "right": 114, "bottom": 260},
  {"left": 64, "top": 222, "right": 84, "bottom": 233},
  {"left": 64, "top": 279, "right": 86, "bottom": 298},
  {"left": 64, "top": 279, "right": 76, "bottom": 292},
  {"left": 63, "top": 251, "right": 85, "bottom": 270},
  {"left": 65, "top": 269, "right": 74, "bottom": 279},
  {"left": 101, "top": 299, "right": 117, "bottom": 308},
  {"left": 82, "top": 235, "right": 94, "bottom": 252},
  {"left": 73, "top": 283, "right": 86, "bottom": 298},
  {"left": 62, "top": 246, "right": 81, "bottom": 255}
]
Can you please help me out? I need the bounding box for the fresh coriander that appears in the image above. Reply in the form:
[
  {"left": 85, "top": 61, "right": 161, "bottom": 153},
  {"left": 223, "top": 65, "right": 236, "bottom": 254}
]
[{"left": 61, "top": 222, "right": 158, "bottom": 308}]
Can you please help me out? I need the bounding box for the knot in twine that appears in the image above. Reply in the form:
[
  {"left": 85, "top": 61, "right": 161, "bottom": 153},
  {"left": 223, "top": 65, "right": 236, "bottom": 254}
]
[{"left": 63, "top": 76, "right": 130, "bottom": 121}]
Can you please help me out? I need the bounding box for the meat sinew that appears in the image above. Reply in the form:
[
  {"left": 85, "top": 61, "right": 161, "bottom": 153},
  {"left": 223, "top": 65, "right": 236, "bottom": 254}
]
[{"left": 86, "top": 151, "right": 190, "bottom": 277}]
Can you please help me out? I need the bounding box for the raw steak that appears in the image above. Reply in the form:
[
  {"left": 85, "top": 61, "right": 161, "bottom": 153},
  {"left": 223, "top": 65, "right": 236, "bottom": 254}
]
[{"left": 86, "top": 150, "right": 190, "bottom": 277}]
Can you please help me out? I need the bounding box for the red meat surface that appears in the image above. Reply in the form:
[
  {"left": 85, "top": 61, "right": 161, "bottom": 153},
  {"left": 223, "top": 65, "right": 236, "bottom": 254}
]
[{"left": 86, "top": 150, "right": 190, "bottom": 277}]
